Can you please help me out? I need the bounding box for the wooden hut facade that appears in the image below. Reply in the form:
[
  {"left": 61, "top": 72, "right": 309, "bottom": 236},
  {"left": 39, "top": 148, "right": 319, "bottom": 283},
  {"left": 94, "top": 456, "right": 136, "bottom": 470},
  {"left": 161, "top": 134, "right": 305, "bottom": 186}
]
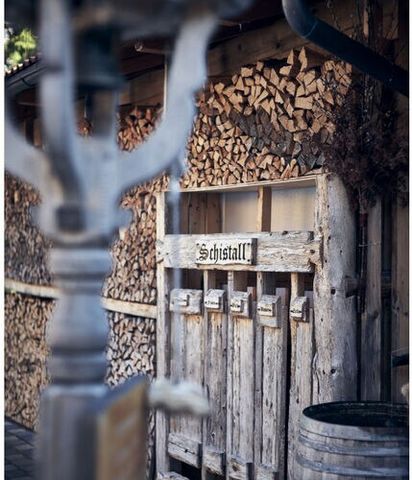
[{"left": 5, "top": 0, "right": 408, "bottom": 478}]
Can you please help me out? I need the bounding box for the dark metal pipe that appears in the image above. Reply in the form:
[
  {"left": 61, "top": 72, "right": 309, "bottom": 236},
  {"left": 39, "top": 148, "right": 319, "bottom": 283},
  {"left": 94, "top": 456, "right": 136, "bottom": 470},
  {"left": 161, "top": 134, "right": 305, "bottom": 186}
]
[{"left": 282, "top": 0, "right": 408, "bottom": 97}]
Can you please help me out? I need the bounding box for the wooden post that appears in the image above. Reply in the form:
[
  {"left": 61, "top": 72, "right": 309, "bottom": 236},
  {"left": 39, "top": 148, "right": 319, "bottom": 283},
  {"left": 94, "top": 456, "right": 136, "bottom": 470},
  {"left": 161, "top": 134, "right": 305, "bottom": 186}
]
[
  {"left": 156, "top": 192, "right": 171, "bottom": 474},
  {"left": 313, "top": 174, "right": 357, "bottom": 403},
  {"left": 361, "top": 198, "right": 382, "bottom": 400}
]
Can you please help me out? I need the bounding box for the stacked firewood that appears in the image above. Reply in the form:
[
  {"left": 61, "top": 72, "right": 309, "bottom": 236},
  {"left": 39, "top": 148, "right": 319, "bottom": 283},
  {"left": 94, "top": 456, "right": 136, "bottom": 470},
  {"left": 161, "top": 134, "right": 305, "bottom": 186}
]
[
  {"left": 4, "top": 293, "right": 52, "bottom": 430},
  {"left": 117, "top": 106, "right": 158, "bottom": 151},
  {"left": 102, "top": 106, "right": 165, "bottom": 304},
  {"left": 182, "top": 47, "right": 351, "bottom": 188},
  {"left": 106, "top": 312, "right": 156, "bottom": 477},
  {"left": 5, "top": 173, "right": 52, "bottom": 285}
]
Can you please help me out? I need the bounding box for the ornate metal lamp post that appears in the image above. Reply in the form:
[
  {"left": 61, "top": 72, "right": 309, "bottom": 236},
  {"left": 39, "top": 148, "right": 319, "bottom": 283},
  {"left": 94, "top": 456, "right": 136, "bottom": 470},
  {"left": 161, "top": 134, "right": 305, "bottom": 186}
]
[{"left": 6, "top": 0, "right": 252, "bottom": 478}]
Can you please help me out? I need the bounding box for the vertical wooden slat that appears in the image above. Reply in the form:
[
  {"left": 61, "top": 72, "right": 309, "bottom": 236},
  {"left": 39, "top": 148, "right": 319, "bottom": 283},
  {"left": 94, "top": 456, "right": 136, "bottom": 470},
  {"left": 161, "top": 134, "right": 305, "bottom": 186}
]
[
  {"left": 391, "top": 200, "right": 409, "bottom": 402},
  {"left": 227, "top": 271, "right": 254, "bottom": 478},
  {"left": 257, "top": 187, "right": 272, "bottom": 232},
  {"left": 156, "top": 192, "right": 171, "bottom": 474},
  {"left": 206, "top": 193, "right": 222, "bottom": 234},
  {"left": 255, "top": 186, "right": 287, "bottom": 479},
  {"left": 256, "top": 273, "right": 288, "bottom": 480},
  {"left": 361, "top": 199, "right": 382, "bottom": 400},
  {"left": 287, "top": 272, "right": 308, "bottom": 479},
  {"left": 202, "top": 270, "right": 227, "bottom": 479}
]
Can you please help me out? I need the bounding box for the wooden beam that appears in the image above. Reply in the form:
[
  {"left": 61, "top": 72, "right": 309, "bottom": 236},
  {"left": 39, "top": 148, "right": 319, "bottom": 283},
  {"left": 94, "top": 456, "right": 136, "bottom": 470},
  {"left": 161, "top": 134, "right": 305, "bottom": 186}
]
[
  {"left": 361, "top": 198, "right": 382, "bottom": 400},
  {"left": 159, "top": 232, "right": 320, "bottom": 272},
  {"left": 4, "top": 278, "right": 157, "bottom": 319}
]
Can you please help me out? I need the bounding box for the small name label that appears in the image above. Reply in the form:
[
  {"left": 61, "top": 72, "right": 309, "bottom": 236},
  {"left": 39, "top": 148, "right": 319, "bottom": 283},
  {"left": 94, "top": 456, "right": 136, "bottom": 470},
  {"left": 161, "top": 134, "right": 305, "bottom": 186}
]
[
  {"left": 195, "top": 238, "right": 256, "bottom": 265},
  {"left": 204, "top": 289, "right": 226, "bottom": 312},
  {"left": 257, "top": 295, "right": 281, "bottom": 328},
  {"left": 230, "top": 291, "right": 252, "bottom": 317}
]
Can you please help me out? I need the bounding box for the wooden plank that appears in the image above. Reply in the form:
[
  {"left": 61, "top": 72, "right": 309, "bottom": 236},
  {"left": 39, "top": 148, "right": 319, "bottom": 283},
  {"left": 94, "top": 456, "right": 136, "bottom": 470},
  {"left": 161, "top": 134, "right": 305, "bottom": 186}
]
[
  {"left": 169, "top": 309, "right": 204, "bottom": 462},
  {"left": 205, "top": 193, "right": 222, "bottom": 234},
  {"left": 361, "top": 198, "right": 382, "bottom": 400},
  {"left": 159, "top": 232, "right": 320, "bottom": 272},
  {"left": 4, "top": 278, "right": 158, "bottom": 318},
  {"left": 260, "top": 287, "right": 288, "bottom": 480},
  {"left": 167, "top": 433, "right": 202, "bottom": 468},
  {"left": 391, "top": 200, "right": 409, "bottom": 403},
  {"left": 202, "top": 271, "right": 227, "bottom": 478},
  {"left": 156, "top": 192, "right": 171, "bottom": 474},
  {"left": 102, "top": 297, "right": 157, "bottom": 319},
  {"left": 312, "top": 174, "right": 357, "bottom": 404},
  {"left": 227, "top": 272, "right": 254, "bottom": 478},
  {"left": 255, "top": 270, "right": 287, "bottom": 479},
  {"left": 179, "top": 176, "right": 317, "bottom": 194},
  {"left": 257, "top": 187, "right": 272, "bottom": 232},
  {"left": 5, "top": 278, "right": 59, "bottom": 299},
  {"left": 287, "top": 283, "right": 314, "bottom": 479}
]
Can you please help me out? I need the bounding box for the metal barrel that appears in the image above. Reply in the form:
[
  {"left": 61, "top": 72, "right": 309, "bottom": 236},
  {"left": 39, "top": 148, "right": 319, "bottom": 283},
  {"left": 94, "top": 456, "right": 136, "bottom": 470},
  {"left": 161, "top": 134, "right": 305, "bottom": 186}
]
[{"left": 294, "top": 402, "right": 409, "bottom": 479}]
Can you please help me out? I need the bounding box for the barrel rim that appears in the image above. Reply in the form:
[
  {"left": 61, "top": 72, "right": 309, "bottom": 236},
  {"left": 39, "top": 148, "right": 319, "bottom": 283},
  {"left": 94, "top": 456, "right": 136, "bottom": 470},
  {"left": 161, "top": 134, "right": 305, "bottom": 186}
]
[{"left": 300, "top": 401, "right": 409, "bottom": 438}]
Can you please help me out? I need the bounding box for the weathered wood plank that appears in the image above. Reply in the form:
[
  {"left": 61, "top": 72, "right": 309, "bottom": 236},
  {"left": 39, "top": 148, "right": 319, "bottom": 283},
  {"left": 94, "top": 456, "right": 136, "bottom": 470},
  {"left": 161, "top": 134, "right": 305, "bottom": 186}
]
[
  {"left": 170, "top": 312, "right": 204, "bottom": 451},
  {"left": 288, "top": 285, "right": 314, "bottom": 478},
  {"left": 227, "top": 272, "right": 254, "bottom": 478},
  {"left": 202, "top": 271, "right": 227, "bottom": 478},
  {"left": 257, "top": 187, "right": 272, "bottom": 232},
  {"left": 391, "top": 200, "right": 409, "bottom": 402},
  {"left": 361, "top": 199, "right": 382, "bottom": 400},
  {"left": 156, "top": 192, "right": 171, "bottom": 474},
  {"left": 260, "top": 288, "right": 288, "bottom": 479},
  {"left": 159, "top": 232, "right": 319, "bottom": 272},
  {"left": 167, "top": 433, "right": 202, "bottom": 468},
  {"left": 4, "top": 278, "right": 158, "bottom": 318}
]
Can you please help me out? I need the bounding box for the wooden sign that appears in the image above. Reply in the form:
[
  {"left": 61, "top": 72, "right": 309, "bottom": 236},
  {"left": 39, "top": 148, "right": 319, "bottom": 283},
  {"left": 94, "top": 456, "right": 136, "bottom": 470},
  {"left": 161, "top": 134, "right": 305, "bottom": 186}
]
[
  {"left": 230, "top": 291, "right": 252, "bottom": 317},
  {"left": 204, "top": 289, "right": 226, "bottom": 312},
  {"left": 257, "top": 295, "right": 281, "bottom": 328},
  {"left": 195, "top": 238, "right": 256, "bottom": 265},
  {"left": 170, "top": 289, "right": 203, "bottom": 315}
]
